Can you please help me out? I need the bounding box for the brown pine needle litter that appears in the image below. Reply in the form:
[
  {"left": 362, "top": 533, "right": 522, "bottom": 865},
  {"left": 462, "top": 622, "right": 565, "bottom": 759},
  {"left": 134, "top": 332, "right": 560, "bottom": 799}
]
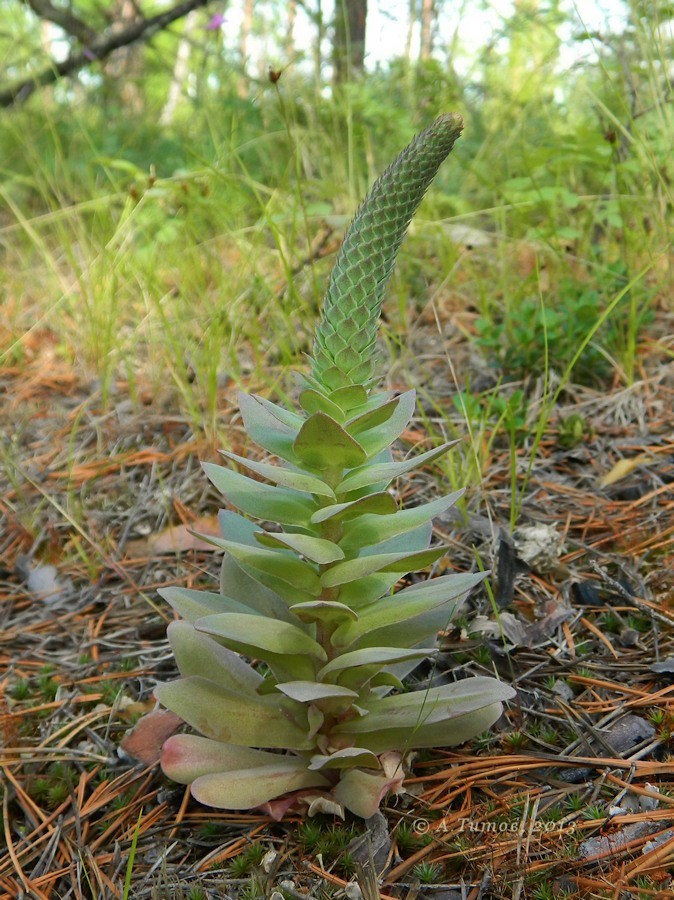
[{"left": 2, "top": 307, "right": 674, "bottom": 898}]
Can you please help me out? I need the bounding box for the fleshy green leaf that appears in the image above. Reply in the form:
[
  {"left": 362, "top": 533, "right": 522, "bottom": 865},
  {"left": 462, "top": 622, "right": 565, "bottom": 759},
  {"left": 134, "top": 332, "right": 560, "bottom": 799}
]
[
  {"left": 345, "top": 392, "right": 413, "bottom": 435},
  {"left": 298, "top": 389, "right": 346, "bottom": 421},
  {"left": 159, "top": 586, "right": 265, "bottom": 622},
  {"left": 253, "top": 395, "right": 306, "bottom": 430},
  {"left": 348, "top": 392, "right": 418, "bottom": 458},
  {"left": 238, "top": 393, "right": 300, "bottom": 463},
  {"left": 318, "top": 647, "right": 436, "bottom": 681},
  {"left": 310, "top": 493, "right": 398, "bottom": 525},
  {"left": 289, "top": 600, "right": 358, "bottom": 624},
  {"left": 321, "top": 547, "right": 446, "bottom": 588},
  {"left": 206, "top": 535, "right": 322, "bottom": 596},
  {"left": 340, "top": 490, "right": 464, "bottom": 551},
  {"left": 333, "top": 766, "right": 405, "bottom": 818},
  {"left": 327, "top": 384, "right": 369, "bottom": 411},
  {"left": 331, "top": 571, "right": 485, "bottom": 648},
  {"left": 203, "top": 463, "right": 318, "bottom": 525},
  {"left": 333, "top": 678, "right": 515, "bottom": 748},
  {"left": 155, "top": 676, "right": 313, "bottom": 749},
  {"left": 167, "top": 620, "right": 263, "bottom": 693},
  {"left": 254, "top": 532, "right": 345, "bottom": 564},
  {"left": 219, "top": 450, "right": 336, "bottom": 499},
  {"left": 219, "top": 555, "right": 291, "bottom": 620},
  {"left": 161, "top": 734, "right": 296, "bottom": 782},
  {"left": 191, "top": 766, "right": 329, "bottom": 809},
  {"left": 294, "top": 413, "right": 367, "bottom": 470},
  {"left": 346, "top": 701, "right": 510, "bottom": 753},
  {"left": 218, "top": 509, "right": 262, "bottom": 545},
  {"left": 309, "top": 748, "right": 379, "bottom": 770},
  {"left": 196, "top": 612, "right": 327, "bottom": 661},
  {"left": 337, "top": 442, "right": 458, "bottom": 493},
  {"left": 337, "top": 572, "right": 400, "bottom": 609},
  {"left": 275, "top": 682, "right": 359, "bottom": 703}
]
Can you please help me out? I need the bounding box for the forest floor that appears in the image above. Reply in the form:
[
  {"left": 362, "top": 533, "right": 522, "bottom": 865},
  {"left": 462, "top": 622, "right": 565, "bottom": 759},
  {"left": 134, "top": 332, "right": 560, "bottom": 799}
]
[{"left": 2, "top": 304, "right": 674, "bottom": 900}]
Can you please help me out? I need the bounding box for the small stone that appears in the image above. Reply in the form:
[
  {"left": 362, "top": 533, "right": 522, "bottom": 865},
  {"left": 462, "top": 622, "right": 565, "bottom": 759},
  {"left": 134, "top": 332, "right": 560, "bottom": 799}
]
[{"left": 578, "top": 821, "right": 660, "bottom": 859}]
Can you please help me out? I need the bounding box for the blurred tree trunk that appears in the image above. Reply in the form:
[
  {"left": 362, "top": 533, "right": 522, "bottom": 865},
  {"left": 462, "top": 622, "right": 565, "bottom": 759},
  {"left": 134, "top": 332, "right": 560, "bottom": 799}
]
[
  {"left": 333, "top": 0, "right": 367, "bottom": 84},
  {"left": 419, "top": 0, "right": 434, "bottom": 60},
  {"left": 238, "top": 0, "right": 254, "bottom": 95},
  {"left": 286, "top": 0, "right": 297, "bottom": 53},
  {"left": 160, "top": 10, "right": 196, "bottom": 124},
  {"left": 313, "top": 0, "right": 324, "bottom": 83},
  {"left": 405, "top": 0, "right": 417, "bottom": 61},
  {"left": 104, "top": 0, "right": 145, "bottom": 112}
]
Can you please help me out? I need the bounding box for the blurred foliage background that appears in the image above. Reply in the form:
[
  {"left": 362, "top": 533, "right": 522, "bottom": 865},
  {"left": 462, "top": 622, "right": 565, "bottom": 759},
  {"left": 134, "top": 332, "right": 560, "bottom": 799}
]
[{"left": 1, "top": 0, "right": 672, "bottom": 431}]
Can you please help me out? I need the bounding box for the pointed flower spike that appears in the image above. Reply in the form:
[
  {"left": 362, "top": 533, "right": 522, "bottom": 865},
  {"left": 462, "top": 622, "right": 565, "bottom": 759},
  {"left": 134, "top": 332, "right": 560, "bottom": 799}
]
[{"left": 310, "top": 113, "right": 464, "bottom": 394}]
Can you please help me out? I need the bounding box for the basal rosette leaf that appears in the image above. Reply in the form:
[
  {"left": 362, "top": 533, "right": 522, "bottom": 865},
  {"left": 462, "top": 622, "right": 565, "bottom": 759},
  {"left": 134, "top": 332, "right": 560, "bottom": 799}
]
[
  {"left": 154, "top": 677, "right": 313, "bottom": 749},
  {"left": 332, "top": 766, "right": 406, "bottom": 819},
  {"left": 333, "top": 678, "right": 516, "bottom": 752},
  {"left": 190, "top": 767, "right": 330, "bottom": 810},
  {"left": 161, "top": 734, "right": 293, "bottom": 782}
]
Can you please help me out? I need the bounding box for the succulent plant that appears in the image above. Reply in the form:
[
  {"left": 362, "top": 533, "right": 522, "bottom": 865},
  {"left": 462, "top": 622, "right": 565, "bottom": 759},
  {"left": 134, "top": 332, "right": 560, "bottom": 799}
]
[{"left": 156, "top": 114, "right": 515, "bottom": 819}]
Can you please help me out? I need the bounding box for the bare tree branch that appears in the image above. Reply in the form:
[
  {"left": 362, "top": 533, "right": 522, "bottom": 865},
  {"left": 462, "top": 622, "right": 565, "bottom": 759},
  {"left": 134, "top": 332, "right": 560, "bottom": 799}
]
[
  {"left": 21, "top": 0, "right": 98, "bottom": 44},
  {"left": 1, "top": 0, "right": 214, "bottom": 108}
]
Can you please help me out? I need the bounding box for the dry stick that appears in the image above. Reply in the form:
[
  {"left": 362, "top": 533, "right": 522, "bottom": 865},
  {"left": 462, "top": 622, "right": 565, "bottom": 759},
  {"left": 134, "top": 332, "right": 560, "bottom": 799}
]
[{"left": 1, "top": 0, "right": 214, "bottom": 107}]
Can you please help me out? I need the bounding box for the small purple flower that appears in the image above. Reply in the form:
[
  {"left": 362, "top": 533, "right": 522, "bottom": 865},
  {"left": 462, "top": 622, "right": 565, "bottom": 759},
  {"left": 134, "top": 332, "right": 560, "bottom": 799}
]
[
  {"left": 83, "top": 47, "right": 97, "bottom": 61},
  {"left": 206, "top": 13, "right": 225, "bottom": 31}
]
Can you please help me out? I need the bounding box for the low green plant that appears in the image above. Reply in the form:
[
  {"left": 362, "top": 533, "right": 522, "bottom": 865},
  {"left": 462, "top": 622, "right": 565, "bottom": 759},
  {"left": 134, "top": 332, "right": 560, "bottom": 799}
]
[
  {"left": 412, "top": 860, "right": 445, "bottom": 884},
  {"left": 154, "top": 115, "right": 514, "bottom": 818},
  {"left": 474, "top": 272, "right": 649, "bottom": 385},
  {"left": 227, "top": 843, "right": 267, "bottom": 878}
]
